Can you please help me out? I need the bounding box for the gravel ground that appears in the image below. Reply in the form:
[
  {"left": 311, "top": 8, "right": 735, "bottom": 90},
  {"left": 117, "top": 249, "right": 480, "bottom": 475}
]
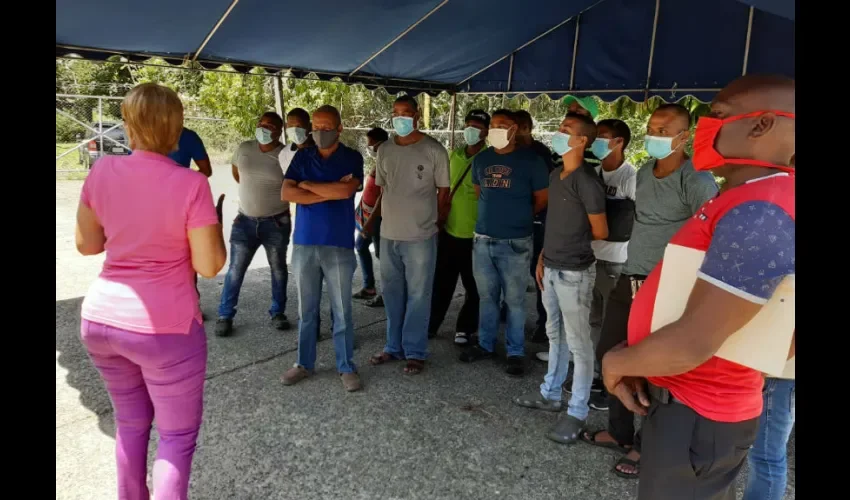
[{"left": 56, "top": 170, "right": 794, "bottom": 500}]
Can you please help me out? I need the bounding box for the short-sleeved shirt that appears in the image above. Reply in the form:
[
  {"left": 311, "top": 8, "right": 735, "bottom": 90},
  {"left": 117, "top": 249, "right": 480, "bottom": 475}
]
[
  {"left": 445, "top": 147, "right": 484, "bottom": 239},
  {"left": 231, "top": 140, "right": 289, "bottom": 218},
  {"left": 623, "top": 159, "right": 719, "bottom": 276},
  {"left": 543, "top": 162, "right": 607, "bottom": 270},
  {"left": 375, "top": 135, "right": 450, "bottom": 241},
  {"left": 628, "top": 173, "right": 795, "bottom": 423},
  {"left": 591, "top": 162, "right": 638, "bottom": 264},
  {"left": 284, "top": 143, "right": 364, "bottom": 249},
  {"left": 168, "top": 128, "right": 209, "bottom": 168},
  {"left": 472, "top": 147, "right": 549, "bottom": 240},
  {"left": 525, "top": 140, "right": 557, "bottom": 224},
  {"left": 80, "top": 151, "right": 219, "bottom": 334}
]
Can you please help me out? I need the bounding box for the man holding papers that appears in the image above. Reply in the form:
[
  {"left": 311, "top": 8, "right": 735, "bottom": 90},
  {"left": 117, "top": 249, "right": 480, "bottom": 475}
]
[{"left": 600, "top": 75, "right": 795, "bottom": 500}]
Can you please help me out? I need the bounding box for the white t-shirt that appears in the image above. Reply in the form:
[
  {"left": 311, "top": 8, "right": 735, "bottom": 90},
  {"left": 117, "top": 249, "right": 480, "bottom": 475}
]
[
  {"left": 591, "top": 162, "right": 637, "bottom": 264},
  {"left": 278, "top": 142, "right": 300, "bottom": 174}
]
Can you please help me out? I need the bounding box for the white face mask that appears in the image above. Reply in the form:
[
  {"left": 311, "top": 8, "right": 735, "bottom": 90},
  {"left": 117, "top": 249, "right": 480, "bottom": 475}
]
[{"left": 488, "top": 128, "right": 512, "bottom": 149}]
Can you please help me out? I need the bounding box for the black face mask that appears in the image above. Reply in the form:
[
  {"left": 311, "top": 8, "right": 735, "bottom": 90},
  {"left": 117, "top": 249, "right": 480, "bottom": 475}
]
[{"left": 312, "top": 130, "right": 339, "bottom": 149}]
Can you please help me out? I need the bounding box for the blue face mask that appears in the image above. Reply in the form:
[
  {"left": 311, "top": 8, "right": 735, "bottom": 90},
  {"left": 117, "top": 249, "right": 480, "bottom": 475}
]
[
  {"left": 644, "top": 133, "right": 682, "bottom": 159},
  {"left": 463, "top": 126, "right": 482, "bottom": 146},
  {"left": 591, "top": 138, "right": 613, "bottom": 160},
  {"left": 392, "top": 116, "right": 415, "bottom": 137},
  {"left": 286, "top": 127, "right": 307, "bottom": 145},
  {"left": 256, "top": 127, "right": 274, "bottom": 145},
  {"left": 552, "top": 132, "right": 573, "bottom": 156}
]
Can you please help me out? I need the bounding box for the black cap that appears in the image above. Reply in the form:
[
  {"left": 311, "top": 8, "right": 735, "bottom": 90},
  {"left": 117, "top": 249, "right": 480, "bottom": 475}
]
[{"left": 465, "top": 109, "right": 490, "bottom": 127}]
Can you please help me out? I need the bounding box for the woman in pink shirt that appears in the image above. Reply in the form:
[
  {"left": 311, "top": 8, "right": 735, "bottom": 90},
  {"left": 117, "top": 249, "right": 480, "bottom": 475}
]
[{"left": 75, "top": 83, "right": 226, "bottom": 500}]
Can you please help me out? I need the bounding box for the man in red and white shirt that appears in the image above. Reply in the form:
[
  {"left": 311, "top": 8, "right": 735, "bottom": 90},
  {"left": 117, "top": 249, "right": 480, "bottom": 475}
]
[{"left": 601, "top": 75, "right": 795, "bottom": 500}]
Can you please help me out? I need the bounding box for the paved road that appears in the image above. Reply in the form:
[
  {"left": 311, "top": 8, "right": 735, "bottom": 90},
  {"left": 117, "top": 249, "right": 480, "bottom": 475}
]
[{"left": 55, "top": 165, "right": 794, "bottom": 499}]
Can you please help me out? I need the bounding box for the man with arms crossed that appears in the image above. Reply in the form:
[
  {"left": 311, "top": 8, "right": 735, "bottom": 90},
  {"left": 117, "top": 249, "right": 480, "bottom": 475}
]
[{"left": 280, "top": 105, "right": 364, "bottom": 392}]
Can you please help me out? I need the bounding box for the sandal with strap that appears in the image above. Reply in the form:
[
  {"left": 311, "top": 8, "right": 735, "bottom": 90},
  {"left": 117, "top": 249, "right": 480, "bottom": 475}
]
[
  {"left": 404, "top": 359, "right": 424, "bottom": 375},
  {"left": 369, "top": 351, "right": 401, "bottom": 366},
  {"left": 612, "top": 456, "right": 640, "bottom": 479},
  {"left": 579, "top": 430, "right": 631, "bottom": 454}
]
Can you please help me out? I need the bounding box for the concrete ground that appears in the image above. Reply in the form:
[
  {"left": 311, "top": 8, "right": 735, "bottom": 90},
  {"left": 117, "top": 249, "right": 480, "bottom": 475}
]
[{"left": 56, "top": 168, "right": 794, "bottom": 499}]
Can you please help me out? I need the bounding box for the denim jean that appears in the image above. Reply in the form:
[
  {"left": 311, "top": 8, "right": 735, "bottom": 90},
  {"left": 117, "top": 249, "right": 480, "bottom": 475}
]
[
  {"left": 380, "top": 235, "right": 437, "bottom": 361},
  {"left": 744, "top": 378, "right": 796, "bottom": 500},
  {"left": 539, "top": 265, "right": 596, "bottom": 420},
  {"left": 355, "top": 217, "right": 381, "bottom": 290},
  {"left": 473, "top": 234, "right": 532, "bottom": 357},
  {"left": 218, "top": 212, "right": 290, "bottom": 320},
  {"left": 530, "top": 223, "right": 546, "bottom": 327},
  {"left": 291, "top": 245, "right": 357, "bottom": 374}
]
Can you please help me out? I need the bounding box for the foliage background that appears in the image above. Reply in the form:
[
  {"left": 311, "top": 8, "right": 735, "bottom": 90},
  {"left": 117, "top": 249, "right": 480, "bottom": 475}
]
[{"left": 56, "top": 57, "right": 712, "bottom": 171}]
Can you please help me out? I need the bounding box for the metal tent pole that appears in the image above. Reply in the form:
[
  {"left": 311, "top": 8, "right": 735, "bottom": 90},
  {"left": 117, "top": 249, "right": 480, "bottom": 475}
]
[{"left": 448, "top": 93, "right": 457, "bottom": 150}]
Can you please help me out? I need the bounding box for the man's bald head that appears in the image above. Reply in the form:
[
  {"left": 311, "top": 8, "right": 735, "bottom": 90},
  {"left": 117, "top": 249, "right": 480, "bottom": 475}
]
[{"left": 707, "top": 74, "right": 795, "bottom": 175}]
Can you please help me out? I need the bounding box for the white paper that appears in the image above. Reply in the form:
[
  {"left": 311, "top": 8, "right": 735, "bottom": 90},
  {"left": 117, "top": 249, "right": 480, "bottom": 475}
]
[{"left": 651, "top": 244, "right": 795, "bottom": 377}]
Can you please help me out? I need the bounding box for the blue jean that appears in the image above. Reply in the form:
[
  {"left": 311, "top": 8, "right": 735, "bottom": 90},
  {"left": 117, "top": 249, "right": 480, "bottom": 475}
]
[
  {"left": 473, "top": 234, "right": 532, "bottom": 357},
  {"left": 291, "top": 245, "right": 357, "bottom": 373},
  {"left": 539, "top": 265, "right": 596, "bottom": 420},
  {"left": 744, "top": 378, "right": 796, "bottom": 500},
  {"left": 380, "top": 235, "right": 437, "bottom": 361},
  {"left": 218, "top": 212, "right": 290, "bottom": 320},
  {"left": 355, "top": 217, "right": 381, "bottom": 290}
]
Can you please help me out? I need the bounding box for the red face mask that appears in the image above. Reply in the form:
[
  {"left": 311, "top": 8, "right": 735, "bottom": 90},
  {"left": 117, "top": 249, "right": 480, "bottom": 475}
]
[{"left": 692, "top": 110, "right": 795, "bottom": 173}]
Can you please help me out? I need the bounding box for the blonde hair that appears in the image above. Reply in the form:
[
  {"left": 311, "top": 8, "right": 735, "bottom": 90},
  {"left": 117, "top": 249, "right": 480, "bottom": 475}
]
[{"left": 121, "top": 83, "right": 184, "bottom": 155}]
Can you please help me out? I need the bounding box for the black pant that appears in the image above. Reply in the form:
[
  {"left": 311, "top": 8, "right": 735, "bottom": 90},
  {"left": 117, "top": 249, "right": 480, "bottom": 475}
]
[
  {"left": 596, "top": 273, "right": 645, "bottom": 449},
  {"left": 530, "top": 222, "right": 546, "bottom": 327},
  {"left": 639, "top": 385, "right": 759, "bottom": 500},
  {"left": 429, "top": 231, "right": 479, "bottom": 334}
]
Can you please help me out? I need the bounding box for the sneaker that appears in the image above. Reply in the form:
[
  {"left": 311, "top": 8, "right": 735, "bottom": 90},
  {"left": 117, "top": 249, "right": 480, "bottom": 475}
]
[
  {"left": 459, "top": 345, "right": 495, "bottom": 363},
  {"left": 547, "top": 414, "right": 587, "bottom": 445},
  {"left": 563, "top": 373, "right": 605, "bottom": 395},
  {"left": 531, "top": 324, "right": 548, "bottom": 344},
  {"left": 365, "top": 295, "right": 384, "bottom": 308},
  {"left": 281, "top": 365, "right": 311, "bottom": 386},
  {"left": 272, "top": 313, "right": 291, "bottom": 330},
  {"left": 506, "top": 356, "right": 526, "bottom": 376},
  {"left": 340, "top": 372, "right": 362, "bottom": 392},
  {"left": 215, "top": 318, "right": 233, "bottom": 337},
  {"left": 454, "top": 332, "right": 470, "bottom": 345},
  {"left": 589, "top": 391, "right": 609, "bottom": 411},
  {"left": 535, "top": 351, "right": 549, "bottom": 362}
]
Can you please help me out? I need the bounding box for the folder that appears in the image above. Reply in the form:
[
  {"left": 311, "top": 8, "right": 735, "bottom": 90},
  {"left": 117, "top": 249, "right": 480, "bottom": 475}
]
[{"left": 650, "top": 244, "right": 795, "bottom": 377}]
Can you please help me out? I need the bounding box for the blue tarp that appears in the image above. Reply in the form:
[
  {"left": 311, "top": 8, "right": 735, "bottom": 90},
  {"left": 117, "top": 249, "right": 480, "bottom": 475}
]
[{"left": 56, "top": 0, "right": 794, "bottom": 101}]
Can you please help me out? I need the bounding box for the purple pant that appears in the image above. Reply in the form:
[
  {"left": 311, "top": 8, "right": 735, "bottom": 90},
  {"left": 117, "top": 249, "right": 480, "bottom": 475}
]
[{"left": 81, "top": 319, "right": 207, "bottom": 500}]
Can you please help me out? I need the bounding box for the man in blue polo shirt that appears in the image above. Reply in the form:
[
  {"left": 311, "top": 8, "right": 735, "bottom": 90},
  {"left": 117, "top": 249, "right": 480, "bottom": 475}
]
[
  {"left": 169, "top": 127, "right": 212, "bottom": 177},
  {"left": 280, "top": 104, "right": 364, "bottom": 392}
]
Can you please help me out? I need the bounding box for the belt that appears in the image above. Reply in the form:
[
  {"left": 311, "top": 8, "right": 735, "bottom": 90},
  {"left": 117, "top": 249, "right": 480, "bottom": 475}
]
[
  {"left": 648, "top": 383, "right": 684, "bottom": 405},
  {"left": 239, "top": 210, "right": 290, "bottom": 221}
]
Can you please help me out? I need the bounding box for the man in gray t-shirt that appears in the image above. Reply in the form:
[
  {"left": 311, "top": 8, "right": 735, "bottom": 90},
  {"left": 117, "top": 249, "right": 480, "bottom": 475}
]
[
  {"left": 623, "top": 159, "right": 718, "bottom": 276},
  {"left": 216, "top": 112, "right": 293, "bottom": 338},
  {"left": 369, "top": 95, "right": 450, "bottom": 374}
]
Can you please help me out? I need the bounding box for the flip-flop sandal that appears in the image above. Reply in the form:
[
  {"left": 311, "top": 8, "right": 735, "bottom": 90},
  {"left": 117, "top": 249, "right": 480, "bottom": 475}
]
[
  {"left": 579, "top": 430, "right": 631, "bottom": 453},
  {"left": 612, "top": 457, "right": 640, "bottom": 479},
  {"left": 403, "top": 359, "right": 424, "bottom": 375},
  {"left": 369, "top": 352, "right": 401, "bottom": 366}
]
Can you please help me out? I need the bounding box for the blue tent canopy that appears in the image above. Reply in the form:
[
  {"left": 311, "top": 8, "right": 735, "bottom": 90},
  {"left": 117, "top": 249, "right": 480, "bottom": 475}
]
[{"left": 56, "top": 0, "right": 794, "bottom": 101}]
